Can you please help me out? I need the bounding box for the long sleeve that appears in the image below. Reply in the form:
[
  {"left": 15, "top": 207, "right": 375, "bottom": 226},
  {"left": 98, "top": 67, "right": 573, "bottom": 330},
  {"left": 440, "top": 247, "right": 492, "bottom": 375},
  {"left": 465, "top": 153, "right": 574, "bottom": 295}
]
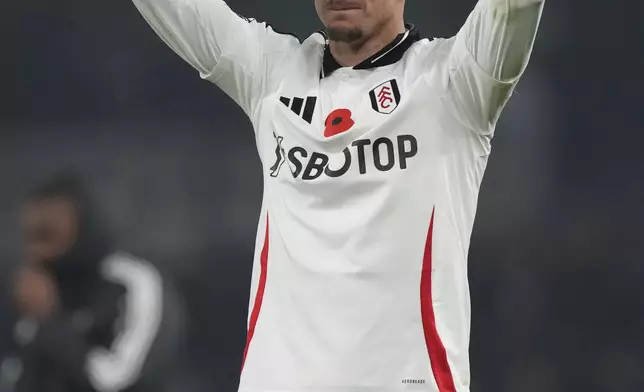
[
  {"left": 84, "top": 254, "right": 164, "bottom": 392},
  {"left": 132, "top": 0, "right": 299, "bottom": 117},
  {"left": 446, "top": 0, "right": 545, "bottom": 135}
]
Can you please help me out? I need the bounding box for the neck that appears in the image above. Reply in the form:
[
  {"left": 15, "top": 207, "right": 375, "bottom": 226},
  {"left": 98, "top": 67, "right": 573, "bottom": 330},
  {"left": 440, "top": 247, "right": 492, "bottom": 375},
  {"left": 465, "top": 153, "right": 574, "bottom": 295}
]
[{"left": 329, "top": 19, "right": 406, "bottom": 67}]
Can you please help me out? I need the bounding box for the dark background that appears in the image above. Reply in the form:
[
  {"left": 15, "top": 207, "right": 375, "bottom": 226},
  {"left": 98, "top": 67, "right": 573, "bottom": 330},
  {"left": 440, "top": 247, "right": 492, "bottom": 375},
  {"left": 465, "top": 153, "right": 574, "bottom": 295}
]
[{"left": 1, "top": 0, "right": 642, "bottom": 391}]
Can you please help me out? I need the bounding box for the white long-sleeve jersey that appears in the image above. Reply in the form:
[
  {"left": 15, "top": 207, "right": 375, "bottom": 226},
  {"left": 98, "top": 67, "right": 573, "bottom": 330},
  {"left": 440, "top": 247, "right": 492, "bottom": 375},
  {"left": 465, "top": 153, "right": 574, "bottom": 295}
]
[{"left": 132, "top": 0, "right": 544, "bottom": 391}]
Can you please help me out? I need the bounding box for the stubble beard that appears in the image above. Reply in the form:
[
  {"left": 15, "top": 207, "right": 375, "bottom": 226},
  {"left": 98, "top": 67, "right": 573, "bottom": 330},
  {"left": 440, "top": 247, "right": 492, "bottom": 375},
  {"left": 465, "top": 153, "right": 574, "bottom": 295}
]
[{"left": 326, "top": 27, "right": 364, "bottom": 43}]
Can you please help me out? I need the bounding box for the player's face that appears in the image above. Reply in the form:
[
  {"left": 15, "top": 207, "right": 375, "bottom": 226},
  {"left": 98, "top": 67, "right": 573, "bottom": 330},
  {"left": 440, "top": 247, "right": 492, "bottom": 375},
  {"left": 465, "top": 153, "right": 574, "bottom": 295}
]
[
  {"left": 21, "top": 198, "right": 78, "bottom": 264},
  {"left": 315, "top": 0, "right": 403, "bottom": 43}
]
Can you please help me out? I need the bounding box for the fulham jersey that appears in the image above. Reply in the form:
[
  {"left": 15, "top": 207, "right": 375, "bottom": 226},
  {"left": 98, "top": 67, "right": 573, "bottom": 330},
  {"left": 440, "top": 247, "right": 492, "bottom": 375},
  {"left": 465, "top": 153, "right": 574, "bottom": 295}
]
[{"left": 132, "top": 0, "right": 545, "bottom": 391}]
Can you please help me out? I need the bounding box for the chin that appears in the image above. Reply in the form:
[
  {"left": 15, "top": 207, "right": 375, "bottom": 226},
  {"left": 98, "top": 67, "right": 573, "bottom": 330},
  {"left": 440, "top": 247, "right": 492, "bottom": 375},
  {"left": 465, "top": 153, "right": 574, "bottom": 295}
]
[{"left": 325, "top": 20, "right": 364, "bottom": 42}]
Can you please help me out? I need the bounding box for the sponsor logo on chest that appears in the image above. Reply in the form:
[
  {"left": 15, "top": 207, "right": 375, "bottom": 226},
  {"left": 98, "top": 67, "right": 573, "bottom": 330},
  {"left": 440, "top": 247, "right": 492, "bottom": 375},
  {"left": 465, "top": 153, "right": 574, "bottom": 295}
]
[
  {"left": 271, "top": 78, "right": 416, "bottom": 180},
  {"left": 269, "top": 133, "right": 418, "bottom": 180}
]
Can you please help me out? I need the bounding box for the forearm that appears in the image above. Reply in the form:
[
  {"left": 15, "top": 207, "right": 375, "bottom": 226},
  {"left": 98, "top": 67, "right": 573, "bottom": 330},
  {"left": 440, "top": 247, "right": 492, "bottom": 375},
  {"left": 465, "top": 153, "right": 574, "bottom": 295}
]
[
  {"left": 131, "top": 0, "right": 251, "bottom": 75},
  {"left": 460, "top": 0, "right": 545, "bottom": 80}
]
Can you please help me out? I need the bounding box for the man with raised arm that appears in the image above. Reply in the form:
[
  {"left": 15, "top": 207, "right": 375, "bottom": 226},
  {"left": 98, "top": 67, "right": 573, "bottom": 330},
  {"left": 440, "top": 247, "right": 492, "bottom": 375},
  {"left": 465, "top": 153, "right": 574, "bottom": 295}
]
[{"left": 131, "top": 0, "right": 545, "bottom": 391}]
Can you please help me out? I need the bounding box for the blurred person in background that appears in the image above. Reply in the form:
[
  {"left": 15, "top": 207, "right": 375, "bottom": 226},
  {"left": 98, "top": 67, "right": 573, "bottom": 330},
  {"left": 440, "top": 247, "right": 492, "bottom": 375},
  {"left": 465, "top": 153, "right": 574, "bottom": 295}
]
[
  {"left": 130, "top": 0, "right": 545, "bottom": 391},
  {"left": 0, "top": 172, "right": 184, "bottom": 392}
]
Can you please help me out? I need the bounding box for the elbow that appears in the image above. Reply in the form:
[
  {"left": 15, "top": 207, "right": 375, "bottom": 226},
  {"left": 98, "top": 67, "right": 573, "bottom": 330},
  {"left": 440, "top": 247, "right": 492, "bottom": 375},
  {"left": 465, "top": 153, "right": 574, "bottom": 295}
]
[
  {"left": 489, "top": 0, "right": 544, "bottom": 12},
  {"left": 507, "top": 0, "right": 545, "bottom": 9},
  {"left": 487, "top": 0, "right": 544, "bottom": 21}
]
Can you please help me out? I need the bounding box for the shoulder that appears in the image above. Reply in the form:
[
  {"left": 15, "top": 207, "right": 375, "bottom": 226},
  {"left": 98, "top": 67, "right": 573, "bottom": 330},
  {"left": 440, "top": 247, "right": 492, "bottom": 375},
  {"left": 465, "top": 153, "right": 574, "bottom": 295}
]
[
  {"left": 407, "top": 36, "right": 456, "bottom": 67},
  {"left": 278, "top": 30, "right": 325, "bottom": 65},
  {"left": 392, "top": 36, "right": 467, "bottom": 94},
  {"left": 260, "top": 30, "right": 325, "bottom": 92},
  {"left": 256, "top": 20, "right": 303, "bottom": 54},
  {"left": 303, "top": 30, "right": 327, "bottom": 55}
]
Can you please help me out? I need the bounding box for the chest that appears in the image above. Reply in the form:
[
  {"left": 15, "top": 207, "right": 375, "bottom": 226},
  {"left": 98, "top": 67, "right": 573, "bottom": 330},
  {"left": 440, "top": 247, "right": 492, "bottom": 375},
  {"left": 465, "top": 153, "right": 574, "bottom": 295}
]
[{"left": 258, "top": 67, "right": 448, "bottom": 189}]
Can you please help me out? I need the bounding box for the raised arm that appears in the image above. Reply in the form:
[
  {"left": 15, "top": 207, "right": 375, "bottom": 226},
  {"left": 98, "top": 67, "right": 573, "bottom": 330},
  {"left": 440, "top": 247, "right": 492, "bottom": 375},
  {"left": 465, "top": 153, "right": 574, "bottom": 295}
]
[
  {"left": 132, "top": 0, "right": 299, "bottom": 117},
  {"left": 446, "top": 0, "right": 545, "bottom": 135}
]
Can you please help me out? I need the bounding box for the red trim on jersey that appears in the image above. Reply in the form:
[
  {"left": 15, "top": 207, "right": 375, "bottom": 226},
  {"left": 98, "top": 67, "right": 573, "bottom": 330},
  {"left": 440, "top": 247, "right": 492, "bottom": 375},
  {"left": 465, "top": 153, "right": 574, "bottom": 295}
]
[
  {"left": 241, "top": 215, "right": 270, "bottom": 371},
  {"left": 420, "top": 208, "right": 457, "bottom": 392}
]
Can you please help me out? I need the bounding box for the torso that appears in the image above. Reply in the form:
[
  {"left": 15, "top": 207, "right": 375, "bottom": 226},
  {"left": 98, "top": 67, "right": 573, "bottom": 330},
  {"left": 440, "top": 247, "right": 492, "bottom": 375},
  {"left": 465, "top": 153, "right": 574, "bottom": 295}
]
[{"left": 240, "top": 33, "right": 486, "bottom": 392}]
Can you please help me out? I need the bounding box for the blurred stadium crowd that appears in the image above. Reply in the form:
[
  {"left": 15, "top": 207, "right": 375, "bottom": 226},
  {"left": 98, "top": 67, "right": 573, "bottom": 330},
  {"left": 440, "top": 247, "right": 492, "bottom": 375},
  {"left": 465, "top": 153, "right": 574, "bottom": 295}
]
[{"left": 0, "top": 0, "right": 642, "bottom": 391}]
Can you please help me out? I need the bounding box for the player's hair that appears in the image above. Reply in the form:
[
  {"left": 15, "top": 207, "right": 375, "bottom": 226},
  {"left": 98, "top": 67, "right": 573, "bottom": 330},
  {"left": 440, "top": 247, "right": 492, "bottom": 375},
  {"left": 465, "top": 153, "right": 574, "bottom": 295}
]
[
  {"left": 26, "top": 170, "right": 88, "bottom": 205},
  {"left": 24, "top": 169, "right": 115, "bottom": 266}
]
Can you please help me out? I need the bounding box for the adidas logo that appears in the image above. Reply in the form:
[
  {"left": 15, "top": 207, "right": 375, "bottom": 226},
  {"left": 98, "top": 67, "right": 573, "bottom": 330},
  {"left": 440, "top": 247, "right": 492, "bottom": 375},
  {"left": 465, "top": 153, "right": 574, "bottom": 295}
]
[{"left": 280, "top": 96, "right": 317, "bottom": 124}]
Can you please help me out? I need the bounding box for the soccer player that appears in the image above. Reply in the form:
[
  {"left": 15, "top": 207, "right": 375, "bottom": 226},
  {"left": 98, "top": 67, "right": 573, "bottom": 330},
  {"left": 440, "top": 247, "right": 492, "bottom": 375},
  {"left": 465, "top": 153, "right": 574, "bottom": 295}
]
[
  {"left": 131, "top": 0, "right": 544, "bottom": 390},
  {"left": 1, "top": 172, "right": 184, "bottom": 392}
]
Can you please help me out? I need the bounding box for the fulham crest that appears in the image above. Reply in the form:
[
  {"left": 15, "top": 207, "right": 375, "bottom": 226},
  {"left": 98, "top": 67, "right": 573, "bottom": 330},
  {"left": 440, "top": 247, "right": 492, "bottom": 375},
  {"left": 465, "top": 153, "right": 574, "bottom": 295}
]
[{"left": 369, "top": 79, "right": 401, "bottom": 114}]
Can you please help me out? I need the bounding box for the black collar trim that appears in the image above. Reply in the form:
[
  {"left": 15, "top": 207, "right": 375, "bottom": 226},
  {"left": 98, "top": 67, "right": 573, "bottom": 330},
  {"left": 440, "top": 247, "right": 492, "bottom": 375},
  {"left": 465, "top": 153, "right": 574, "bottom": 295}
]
[{"left": 320, "top": 24, "right": 420, "bottom": 78}]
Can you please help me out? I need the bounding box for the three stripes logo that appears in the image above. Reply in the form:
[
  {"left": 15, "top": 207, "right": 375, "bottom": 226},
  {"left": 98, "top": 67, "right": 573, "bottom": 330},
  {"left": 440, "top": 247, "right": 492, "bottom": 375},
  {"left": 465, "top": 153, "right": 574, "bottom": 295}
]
[{"left": 280, "top": 96, "right": 317, "bottom": 124}]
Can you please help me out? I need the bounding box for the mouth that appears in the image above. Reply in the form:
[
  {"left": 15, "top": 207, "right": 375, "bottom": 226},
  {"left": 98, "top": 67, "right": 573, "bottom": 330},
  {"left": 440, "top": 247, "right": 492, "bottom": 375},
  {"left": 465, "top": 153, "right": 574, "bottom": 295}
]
[
  {"left": 328, "top": 1, "right": 361, "bottom": 11},
  {"left": 329, "top": 6, "right": 360, "bottom": 11}
]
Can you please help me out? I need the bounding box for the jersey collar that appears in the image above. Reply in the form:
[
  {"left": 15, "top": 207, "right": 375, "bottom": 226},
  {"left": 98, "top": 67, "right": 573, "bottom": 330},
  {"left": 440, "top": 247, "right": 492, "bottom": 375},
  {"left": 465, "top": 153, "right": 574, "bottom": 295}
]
[{"left": 320, "top": 24, "right": 420, "bottom": 78}]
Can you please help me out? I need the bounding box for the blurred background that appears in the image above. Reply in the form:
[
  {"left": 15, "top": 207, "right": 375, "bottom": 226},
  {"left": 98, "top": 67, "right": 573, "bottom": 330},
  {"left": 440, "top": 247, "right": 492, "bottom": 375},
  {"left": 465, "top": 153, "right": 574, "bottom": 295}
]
[{"left": 0, "top": 0, "right": 642, "bottom": 391}]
